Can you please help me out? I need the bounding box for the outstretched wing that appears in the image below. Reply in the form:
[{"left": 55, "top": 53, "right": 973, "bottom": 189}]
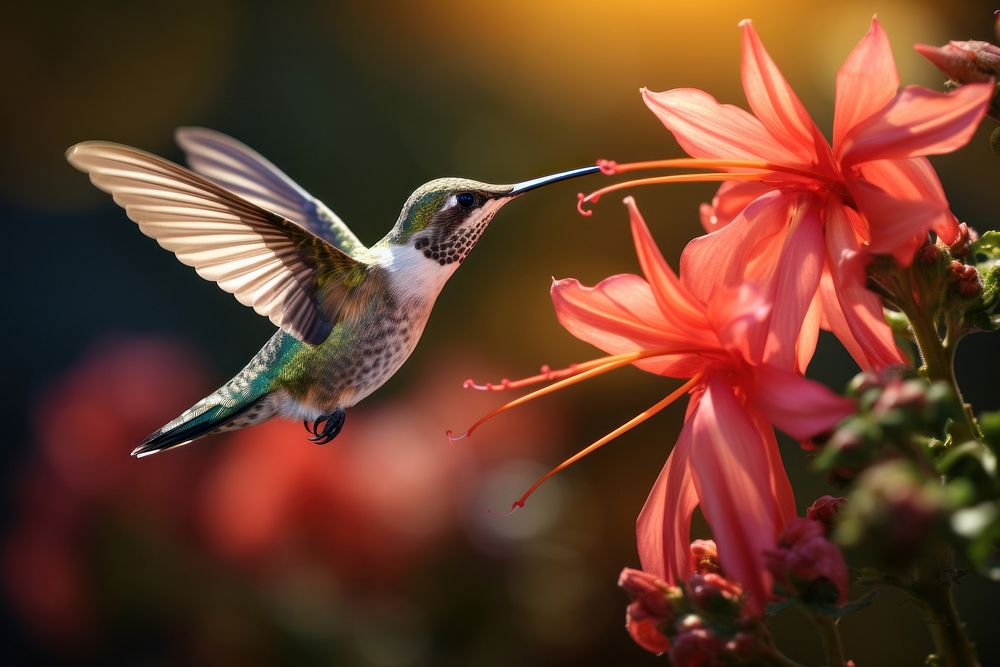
[
  {"left": 174, "top": 127, "right": 367, "bottom": 257},
  {"left": 67, "top": 141, "right": 384, "bottom": 345}
]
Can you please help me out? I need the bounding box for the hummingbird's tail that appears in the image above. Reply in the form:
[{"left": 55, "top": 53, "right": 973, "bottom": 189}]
[{"left": 133, "top": 376, "right": 278, "bottom": 458}]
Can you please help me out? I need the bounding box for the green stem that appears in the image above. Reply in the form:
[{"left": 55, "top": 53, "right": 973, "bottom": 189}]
[
  {"left": 909, "top": 548, "right": 980, "bottom": 667},
  {"left": 811, "top": 614, "right": 847, "bottom": 667},
  {"left": 898, "top": 267, "right": 981, "bottom": 444},
  {"left": 882, "top": 265, "right": 981, "bottom": 666},
  {"left": 761, "top": 646, "right": 810, "bottom": 667}
]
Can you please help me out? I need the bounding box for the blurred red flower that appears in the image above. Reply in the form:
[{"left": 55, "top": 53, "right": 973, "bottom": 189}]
[{"left": 200, "top": 355, "right": 562, "bottom": 587}]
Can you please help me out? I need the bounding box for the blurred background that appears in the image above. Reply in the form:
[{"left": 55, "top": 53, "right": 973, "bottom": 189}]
[{"left": 3, "top": 1, "right": 1000, "bottom": 665}]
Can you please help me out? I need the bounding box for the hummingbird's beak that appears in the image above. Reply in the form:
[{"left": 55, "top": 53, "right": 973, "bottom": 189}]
[{"left": 508, "top": 165, "right": 601, "bottom": 196}]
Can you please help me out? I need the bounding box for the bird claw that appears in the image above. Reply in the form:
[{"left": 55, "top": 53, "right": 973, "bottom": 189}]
[{"left": 303, "top": 409, "right": 346, "bottom": 445}]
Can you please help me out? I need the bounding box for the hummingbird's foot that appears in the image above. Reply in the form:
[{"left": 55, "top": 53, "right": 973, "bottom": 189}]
[{"left": 303, "top": 408, "right": 346, "bottom": 445}]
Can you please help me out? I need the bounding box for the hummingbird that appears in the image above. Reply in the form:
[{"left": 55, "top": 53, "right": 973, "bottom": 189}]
[{"left": 66, "top": 128, "right": 598, "bottom": 457}]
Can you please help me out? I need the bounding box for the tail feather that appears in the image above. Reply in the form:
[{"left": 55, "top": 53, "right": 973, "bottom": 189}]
[{"left": 133, "top": 394, "right": 275, "bottom": 457}]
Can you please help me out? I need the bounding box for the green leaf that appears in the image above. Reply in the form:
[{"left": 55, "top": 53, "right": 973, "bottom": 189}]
[
  {"left": 936, "top": 439, "right": 998, "bottom": 480},
  {"left": 968, "top": 230, "right": 1000, "bottom": 327},
  {"left": 980, "top": 411, "right": 1000, "bottom": 457},
  {"left": 953, "top": 500, "right": 1000, "bottom": 580}
]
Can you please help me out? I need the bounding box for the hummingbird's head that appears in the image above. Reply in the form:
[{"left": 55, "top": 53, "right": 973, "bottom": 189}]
[{"left": 384, "top": 166, "right": 599, "bottom": 266}]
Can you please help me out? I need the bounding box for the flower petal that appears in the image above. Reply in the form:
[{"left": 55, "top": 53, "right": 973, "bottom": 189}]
[
  {"left": 796, "top": 289, "right": 823, "bottom": 373},
  {"left": 636, "top": 415, "right": 699, "bottom": 584},
  {"left": 833, "top": 17, "right": 899, "bottom": 149},
  {"left": 551, "top": 275, "right": 709, "bottom": 377},
  {"left": 760, "top": 197, "right": 824, "bottom": 370},
  {"left": 851, "top": 157, "right": 959, "bottom": 261},
  {"left": 641, "top": 87, "right": 804, "bottom": 164},
  {"left": 687, "top": 375, "right": 784, "bottom": 614},
  {"left": 749, "top": 364, "right": 855, "bottom": 440},
  {"left": 625, "top": 197, "right": 710, "bottom": 333},
  {"left": 838, "top": 81, "right": 993, "bottom": 164},
  {"left": 823, "top": 205, "right": 908, "bottom": 369},
  {"left": 750, "top": 409, "right": 798, "bottom": 529},
  {"left": 699, "top": 180, "right": 777, "bottom": 232},
  {"left": 739, "top": 19, "right": 831, "bottom": 167},
  {"left": 680, "top": 190, "right": 790, "bottom": 305},
  {"left": 708, "top": 284, "right": 771, "bottom": 365}
]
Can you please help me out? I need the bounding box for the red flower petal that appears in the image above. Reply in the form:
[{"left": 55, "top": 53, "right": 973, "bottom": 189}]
[
  {"left": 687, "top": 375, "right": 785, "bottom": 614},
  {"left": 625, "top": 197, "right": 710, "bottom": 333},
  {"left": 739, "top": 19, "right": 832, "bottom": 168},
  {"left": 749, "top": 364, "right": 856, "bottom": 440},
  {"left": 642, "top": 87, "right": 804, "bottom": 164},
  {"left": 838, "top": 81, "right": 993, "bottom": 164},
  {"left": 833, "top": 17, "right": 900, "bottom": 149},
  {"left": 636, "top": 416, "right": 699, "bottom": 584},
  {"left": 822, "top": 205, "right": 907, "bottom": 369}
]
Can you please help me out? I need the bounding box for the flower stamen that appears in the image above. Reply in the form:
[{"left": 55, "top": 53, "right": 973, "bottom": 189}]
[
  {"left": 599, "top": 157, "right": 833, "bottom": 184},
  {"left": 464, "top": 357, "right": 635, "bottom": 392},
  {"left": 510, "top": 372, "right": 705, "bottom": 510},
  {"left": 449, "top": 347, "right": 696, "bottom": 442},
  {"left": 577, "top": 172, "right": 770, "bottom": 216}
]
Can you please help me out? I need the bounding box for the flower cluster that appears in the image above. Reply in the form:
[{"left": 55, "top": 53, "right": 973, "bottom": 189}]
[
  {"left": 765, "top": 515, "right": 849, "bottom": 608},
  {"left": 453, "top": 15, "right": 999, "bottom": 662},
  {"left": 619, "top": 540, "right": 767, "bottom": 665}
]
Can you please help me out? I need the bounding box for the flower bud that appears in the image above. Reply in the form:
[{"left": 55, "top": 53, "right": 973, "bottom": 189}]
[
  {"left": 670, "top": 619, "right": 724, "bottom": 667},
  {"left": 947, "top": 260, "right": 982, "bottom": 297},
  {"left": 835, "top": 461, "right": 946, "bottom": 570},
  {"left": 915, "top": 40, "right": 1000, "bottom": 84},
  {"left": 689, "top": 539, "right": 721, "bottom": 575},
  {"left": 947, "top": 223, "right": 978, "bottom": 258},
  {"left": 724, "top": 632, "right": 761, "bottom": 661},
  {"left": 816, "top": 416, "right": 880, "bottom": 484},
  {"left": 766, "top": 518, "right": 849, "bottom": 606},
  {"left": 806, "top": 496, "right": 846, "bottom": 535},
  {"left": 626, "top": 601, "right": 672, "bottom": 654},
  {"left": 619, "top": 568, "right": 678, "bottom": 654},
  {"left": 872, "top": 378, "right": 928, "bottom": 416},
  {"left": 919, "top": 242, "right": 942, "bottom": 265},
  {"left": 618, "top": 567, "right": 677, "bottom": 619},
  {"left": 687, "top": 572, "right": 742, "bottom": 615}
]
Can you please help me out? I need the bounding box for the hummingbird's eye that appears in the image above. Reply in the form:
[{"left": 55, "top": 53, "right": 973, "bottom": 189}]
[{"left": 456, "top": 192, "right": 477, "bottom": 209}]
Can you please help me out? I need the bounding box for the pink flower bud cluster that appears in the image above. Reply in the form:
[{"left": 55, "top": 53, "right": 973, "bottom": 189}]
[
  {"left": 619, "top": 541, "right": 766, "bottom": 664},
  {"left": 948, "top": 260, "right": 982, "bottom": 297},
  {"left": 764, "top": 508, "right": 850, "bottom": 607}
]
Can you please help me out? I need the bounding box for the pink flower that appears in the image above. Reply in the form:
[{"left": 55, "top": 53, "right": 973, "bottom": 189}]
[
  {"left": 454, "top": 199, "right": 853, "bottom": 613},
  {"left": 579, "top": 18, "right": 992, "bottom": 371}
]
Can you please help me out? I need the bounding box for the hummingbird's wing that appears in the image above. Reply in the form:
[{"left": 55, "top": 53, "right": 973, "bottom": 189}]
[
  {"left": 174, "top": 127, "right": 367, "bottom": 257},
  {"left": 67, "top": 141, "right": 386, "bottom": 346}
]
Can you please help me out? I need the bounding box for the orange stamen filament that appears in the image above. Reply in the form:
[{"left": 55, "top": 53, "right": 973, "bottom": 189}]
[
  {"left": 577, "top": 172, "right": 769, "bottom": 216},
  {"left": 510, "top": 372, "right": 705, "bottom": 510},
  {"left": 599, "top": 158, "right": 833, "bottom": 184},
  {"left": 462, "top": 358, "right": 615, "bottom": 392},
  {"left": 449, "top": 347, "right": 690, "bottom": 443},
  {"left": 579, "top": 157, "right": 843, "bottom": 216}
]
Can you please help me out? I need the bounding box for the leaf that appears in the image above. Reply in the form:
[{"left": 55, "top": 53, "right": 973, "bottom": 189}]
[
  {"left": 953, "top": 500, "right": 1000, "bottom": 580},
  {"left": 967, "top": 230, "right": 1000, "bottom": 328},
  {"left": 936, "top": 439, "right": 998, "bottom": 480},
  {"left": 979, "top": 411, "right": 1000, "bottom": 457}
]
